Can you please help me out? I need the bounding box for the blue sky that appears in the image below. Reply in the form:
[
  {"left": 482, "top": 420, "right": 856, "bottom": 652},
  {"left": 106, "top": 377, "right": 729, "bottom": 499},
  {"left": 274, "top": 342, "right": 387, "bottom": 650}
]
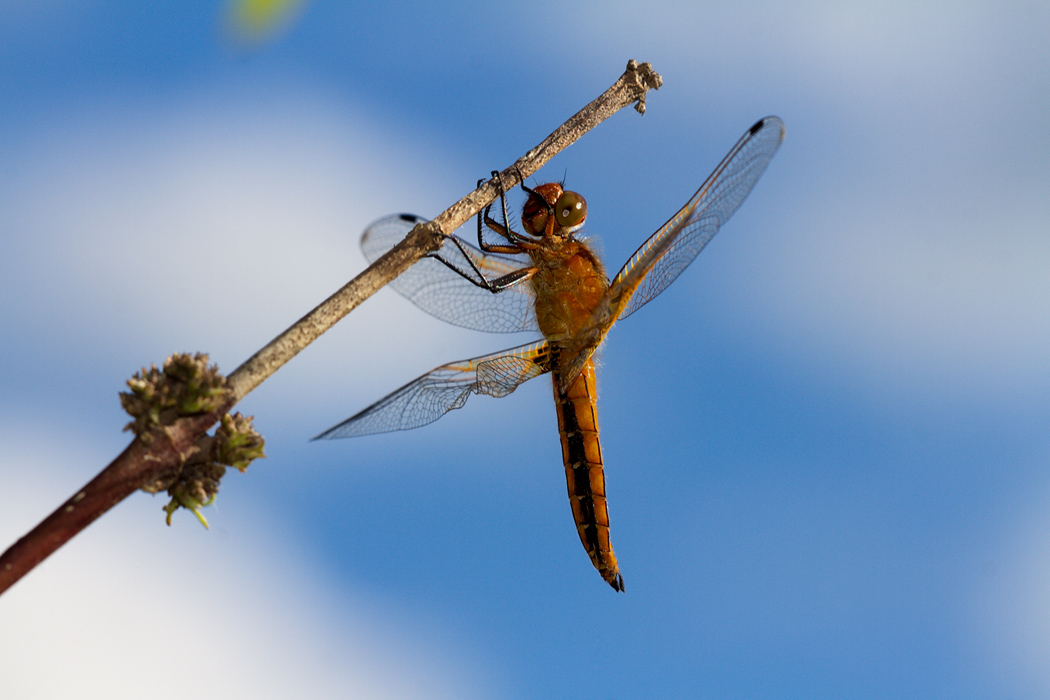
[{"left": 2, "top": 2, "right": 1049, "bottom": 698}]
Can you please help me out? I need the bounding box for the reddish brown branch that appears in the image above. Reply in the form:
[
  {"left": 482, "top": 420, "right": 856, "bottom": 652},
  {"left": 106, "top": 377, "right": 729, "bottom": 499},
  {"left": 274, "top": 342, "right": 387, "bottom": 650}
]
[
  {"left": 0, "top": 60, "right": 661, "bottom": 597},
  {"left": 0, "top": 407, "right": 233, "bottom": 590}
]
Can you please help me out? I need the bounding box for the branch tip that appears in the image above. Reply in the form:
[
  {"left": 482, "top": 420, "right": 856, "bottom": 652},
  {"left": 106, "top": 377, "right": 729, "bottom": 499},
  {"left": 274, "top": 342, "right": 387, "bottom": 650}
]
[{"left": 623, "top": 59, "right": 663, "bottom": 114}]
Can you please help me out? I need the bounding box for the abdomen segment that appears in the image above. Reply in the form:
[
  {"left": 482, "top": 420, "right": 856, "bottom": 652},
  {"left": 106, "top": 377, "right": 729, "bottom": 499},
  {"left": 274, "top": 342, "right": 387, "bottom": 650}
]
[{"left": 553, "top": 356, "right": 623, "bottom": 592}]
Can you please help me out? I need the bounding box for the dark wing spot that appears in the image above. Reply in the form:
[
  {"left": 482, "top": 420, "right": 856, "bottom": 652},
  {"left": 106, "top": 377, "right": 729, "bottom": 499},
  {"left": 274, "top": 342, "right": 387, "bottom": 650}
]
[
  {"left": 398, "top": 213, "right": 424, "bottom": 223},
  {"left": 749, "top": 118, "right": 765, "bottom": 135}
]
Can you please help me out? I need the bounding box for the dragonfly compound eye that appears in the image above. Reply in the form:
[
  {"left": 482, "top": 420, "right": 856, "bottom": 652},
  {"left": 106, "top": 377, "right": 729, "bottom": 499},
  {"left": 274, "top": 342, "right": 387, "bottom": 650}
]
[{"left": 554, "top": 191, "right": 587, "bottom": 229}]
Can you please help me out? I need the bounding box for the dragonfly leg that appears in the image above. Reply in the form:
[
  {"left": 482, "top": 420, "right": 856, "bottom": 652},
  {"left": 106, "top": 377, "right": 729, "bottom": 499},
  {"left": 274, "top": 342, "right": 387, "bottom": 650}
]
[
  {"left": 478, "top": 170, "right": 538, "bottom": 252},
  {"left": 475, "top": 177, "right": 490, "bottom": 249},
  {"left": 493, "top": 169, "right": 514, "bottom": 241},
  {"left": 425, "top": 243, "right": 536, "bottom": 293}
]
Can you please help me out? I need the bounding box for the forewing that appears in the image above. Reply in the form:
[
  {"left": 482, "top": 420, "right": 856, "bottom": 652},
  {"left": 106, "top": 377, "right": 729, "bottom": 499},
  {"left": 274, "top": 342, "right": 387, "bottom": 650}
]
[
  {"left": 361, "top": 214, "right": 539, "bottom": 333},
  {"left": 555, "top": 117, "right": 785, "bottom": 391},
  {"left": 313, "top": 342, "right": 552, "bottom": 439},
  {"left": 612, "top": 116, "right": 784, "bottom": 320}
]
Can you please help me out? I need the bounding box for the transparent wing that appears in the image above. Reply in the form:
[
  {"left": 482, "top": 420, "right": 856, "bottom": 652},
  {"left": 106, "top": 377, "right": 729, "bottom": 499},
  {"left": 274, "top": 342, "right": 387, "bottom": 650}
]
[
  {"left": 313, "top": 341, "right": 552, "bottom": 439},
  {"left": 613, "top": 115, "right": 785, "bottom": 320},
  {"left": 361, "top": 214, "right": 539, "bottom": 333},
  {"left": 556, "top": 117, "right": 785, "bottom": 391}
]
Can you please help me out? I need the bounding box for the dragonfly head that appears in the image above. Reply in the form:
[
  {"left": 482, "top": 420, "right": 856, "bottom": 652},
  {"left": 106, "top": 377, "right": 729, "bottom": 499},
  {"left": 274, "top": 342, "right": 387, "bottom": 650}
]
[{"left": 522, "top": 182, "right": 588, "bottom": 240}]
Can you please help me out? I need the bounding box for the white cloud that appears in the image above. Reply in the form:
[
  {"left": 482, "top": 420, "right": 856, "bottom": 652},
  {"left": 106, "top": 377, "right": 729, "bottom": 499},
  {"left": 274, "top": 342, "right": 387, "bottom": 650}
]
[
  {"left": 0, "top": 430, "right": 488, "bottom": 700},
  {"left": 0, "top": 83, "right": 499, "bottom": 420},
  {"left": 4, "top": 88, "right": 435, "bottom": 339},
  {"left": 737, "top": 194, "right": 1050, "bottom": 404}
]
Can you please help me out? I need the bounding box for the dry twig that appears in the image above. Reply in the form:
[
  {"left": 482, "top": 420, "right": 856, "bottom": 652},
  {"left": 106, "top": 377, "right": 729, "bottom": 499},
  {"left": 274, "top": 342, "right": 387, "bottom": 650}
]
[{"left": 0, "top": 60, "right": 662, "bottom": 596}]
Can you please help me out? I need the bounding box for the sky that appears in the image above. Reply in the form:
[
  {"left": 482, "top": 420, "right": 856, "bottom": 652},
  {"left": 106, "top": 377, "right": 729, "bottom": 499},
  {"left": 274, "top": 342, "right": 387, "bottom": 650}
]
[{"left": 1, "top": 2, "right": 1049, "bottom": 698}]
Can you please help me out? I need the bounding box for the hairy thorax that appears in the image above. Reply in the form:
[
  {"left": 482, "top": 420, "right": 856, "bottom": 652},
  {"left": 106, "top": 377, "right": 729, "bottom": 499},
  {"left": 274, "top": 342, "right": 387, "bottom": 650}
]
[{"left": 529, "top": 238, "right": 609, "bottom": 344}]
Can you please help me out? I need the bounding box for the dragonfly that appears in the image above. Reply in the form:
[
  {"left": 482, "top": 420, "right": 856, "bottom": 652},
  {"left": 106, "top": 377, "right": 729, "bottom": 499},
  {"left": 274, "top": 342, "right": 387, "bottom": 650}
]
[{"left": 316, "top": 116, "right": 785, "bottom": 591}]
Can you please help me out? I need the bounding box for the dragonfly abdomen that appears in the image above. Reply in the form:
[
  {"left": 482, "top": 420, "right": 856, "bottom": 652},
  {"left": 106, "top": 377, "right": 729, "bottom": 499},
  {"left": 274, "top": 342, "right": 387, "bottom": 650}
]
[{"left": 553, "top": 356, "right": 624, "bottom": 592}]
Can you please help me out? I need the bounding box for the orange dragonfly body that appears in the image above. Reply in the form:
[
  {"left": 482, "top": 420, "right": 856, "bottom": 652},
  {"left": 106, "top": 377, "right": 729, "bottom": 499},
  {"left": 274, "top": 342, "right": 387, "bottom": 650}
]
[{"left": 316, "top": 117, "right": 785, "bottom": 591}]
